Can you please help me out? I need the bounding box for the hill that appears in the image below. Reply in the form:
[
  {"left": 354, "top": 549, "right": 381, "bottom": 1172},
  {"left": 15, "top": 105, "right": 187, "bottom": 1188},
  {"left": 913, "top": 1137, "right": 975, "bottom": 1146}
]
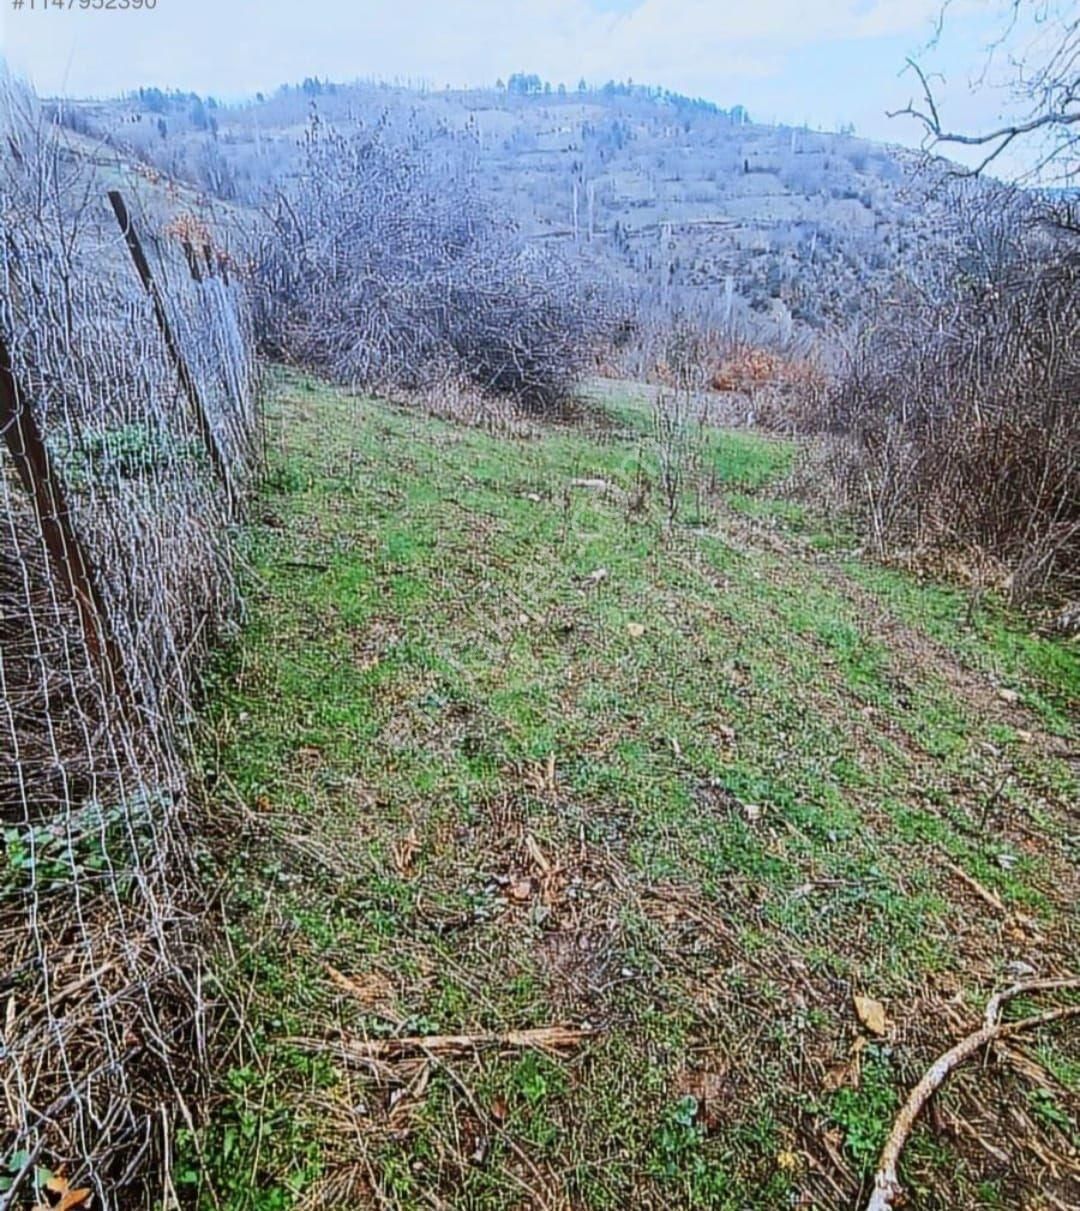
[{"left": 61, "top": 78, "right": 981, "bottom": 345}]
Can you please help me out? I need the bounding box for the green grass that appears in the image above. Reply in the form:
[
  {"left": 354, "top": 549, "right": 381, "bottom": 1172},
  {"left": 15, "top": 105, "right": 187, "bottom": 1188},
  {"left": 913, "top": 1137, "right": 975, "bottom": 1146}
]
[{"left": 193, "top": 371, "right": 1079, "bottom": 1210}]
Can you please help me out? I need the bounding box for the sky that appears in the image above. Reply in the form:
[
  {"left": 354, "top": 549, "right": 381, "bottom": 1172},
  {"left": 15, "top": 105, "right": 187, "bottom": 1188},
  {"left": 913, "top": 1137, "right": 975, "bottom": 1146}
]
[{"left": 0, "top": 0, "right": 1062, "bottom": 175}]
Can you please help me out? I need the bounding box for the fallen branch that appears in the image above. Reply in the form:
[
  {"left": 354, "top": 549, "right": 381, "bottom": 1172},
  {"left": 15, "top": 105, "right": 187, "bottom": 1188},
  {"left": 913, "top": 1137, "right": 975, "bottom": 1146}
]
[
  {"left": 982, "top": 976, "right": 1080, "bottom": 1028},
  {"left": 866, "top": 978, "right": 1080, "bottom": 1211},
  {"left": 939, "top": 858, "right": 1007, "bottom": 914},
  {"left": 289, "top": 1024, "right": 594, "bottom": 1062}
]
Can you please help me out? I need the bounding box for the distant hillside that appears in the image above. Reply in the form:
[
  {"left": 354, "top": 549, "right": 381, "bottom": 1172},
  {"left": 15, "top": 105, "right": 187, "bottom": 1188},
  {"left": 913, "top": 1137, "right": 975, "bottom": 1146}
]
[{"left": 61, "top": 78, "right": 986, "bottom": 344}]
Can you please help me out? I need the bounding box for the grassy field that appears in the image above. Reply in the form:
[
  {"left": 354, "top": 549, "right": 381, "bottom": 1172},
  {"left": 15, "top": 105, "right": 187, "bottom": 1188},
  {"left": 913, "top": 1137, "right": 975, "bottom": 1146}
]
[{"left": 189, "top": 370, "right": 1079, "bottom": 1210}]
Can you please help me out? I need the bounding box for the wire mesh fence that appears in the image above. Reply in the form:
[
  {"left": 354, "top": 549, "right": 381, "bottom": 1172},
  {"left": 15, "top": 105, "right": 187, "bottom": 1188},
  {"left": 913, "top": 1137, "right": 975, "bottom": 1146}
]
[{"left": 1, "top": 77, "right": 259, "bottom": 1207}]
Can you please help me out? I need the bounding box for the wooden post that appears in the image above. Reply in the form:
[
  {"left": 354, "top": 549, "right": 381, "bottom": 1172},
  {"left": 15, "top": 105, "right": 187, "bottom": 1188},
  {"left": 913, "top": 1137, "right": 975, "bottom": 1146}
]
[
  {"left": 0, "top": 333, "right": 131, "bottom": 705},
  {"left": 107, "top": 190, "right": 234, "bottom": 510}
]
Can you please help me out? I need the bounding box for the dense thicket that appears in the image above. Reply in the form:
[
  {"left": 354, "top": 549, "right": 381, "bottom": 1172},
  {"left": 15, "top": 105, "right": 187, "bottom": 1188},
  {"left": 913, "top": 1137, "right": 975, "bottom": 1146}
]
[
  {"left": 814, "top": 195, "right": 1079, "bottom": 602},
  {"left": 255, "top": 114, "right": 615, "bottom": 408}
]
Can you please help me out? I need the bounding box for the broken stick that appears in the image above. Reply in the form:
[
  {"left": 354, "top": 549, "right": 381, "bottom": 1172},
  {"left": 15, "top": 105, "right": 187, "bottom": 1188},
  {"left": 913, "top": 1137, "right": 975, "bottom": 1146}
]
[{"left": 290, "top": 1024, "right": 594, "bottom": 1063}]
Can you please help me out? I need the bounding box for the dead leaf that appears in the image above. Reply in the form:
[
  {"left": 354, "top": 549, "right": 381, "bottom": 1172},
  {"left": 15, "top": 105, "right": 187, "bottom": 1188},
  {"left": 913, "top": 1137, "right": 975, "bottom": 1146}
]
[
  {"left": 37, "top": 1174, "right": 92, "bottom": 1211},
  {"left": 823, "top": 1036, "right": 865, "bottom": 1091},
  {"left": 822, "top": 1062, "right": 853, "bottom": 1092},
  {"left": 508, "top": 878, "right": 534, "bottom": 902},
  {"left": 324, "top": 965, "right": 399, "bottom": 1019},
  {"left": 854, "top": 994, "right": 888, "bottom": 1036}
]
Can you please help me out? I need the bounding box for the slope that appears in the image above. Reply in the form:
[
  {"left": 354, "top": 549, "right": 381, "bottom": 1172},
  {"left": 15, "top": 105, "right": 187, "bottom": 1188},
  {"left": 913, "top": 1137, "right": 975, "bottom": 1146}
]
[{"left": 190, "top": 371, "right": 1079, "bottom": 1210}]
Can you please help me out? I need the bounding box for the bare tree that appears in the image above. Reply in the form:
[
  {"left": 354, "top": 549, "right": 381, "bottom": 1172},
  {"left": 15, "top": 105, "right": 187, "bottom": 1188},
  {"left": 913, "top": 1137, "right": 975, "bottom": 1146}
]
[{"left": 892, "top": 1, "right": 1079, "bottom": 179}]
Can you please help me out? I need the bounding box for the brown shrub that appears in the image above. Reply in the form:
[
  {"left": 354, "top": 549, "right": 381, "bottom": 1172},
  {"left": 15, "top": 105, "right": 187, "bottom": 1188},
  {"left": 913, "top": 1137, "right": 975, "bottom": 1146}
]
[{"left": 803, "top": 200, "right": 1079, "bottom": 602}]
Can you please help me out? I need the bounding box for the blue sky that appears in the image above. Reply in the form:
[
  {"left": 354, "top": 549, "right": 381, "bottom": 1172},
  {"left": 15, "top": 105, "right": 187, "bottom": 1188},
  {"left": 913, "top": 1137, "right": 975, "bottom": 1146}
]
[{"left": 0, "top": 0, "right": 1057, "bottom": 174}]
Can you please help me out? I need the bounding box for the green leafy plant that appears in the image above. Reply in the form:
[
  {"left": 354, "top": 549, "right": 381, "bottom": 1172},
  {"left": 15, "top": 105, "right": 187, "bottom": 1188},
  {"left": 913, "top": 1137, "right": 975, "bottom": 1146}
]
[
  {"left": 0, "top": 1149, "right": 32, "bottom": 1195},
  {"left": 1, "top": 789, "right": 164, "bottom": 897},
  {"left": 51, "top": 423, "right": 201, "bottom": 488},
  {"left": 1027, "top": 1087, "right": 1074, "bottom": 1137},
  {"left": 645, "top": 1096, "right": 730, "bottom": 1204},
  {"left": 829, "top": 1046, "right": 899, "bottom": 1174}
]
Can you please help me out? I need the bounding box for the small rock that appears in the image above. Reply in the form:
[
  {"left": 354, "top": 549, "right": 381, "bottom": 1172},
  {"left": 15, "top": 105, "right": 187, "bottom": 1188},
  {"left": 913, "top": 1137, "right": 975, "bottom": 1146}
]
[
  {"left": 998, "top": 688, "right": 1020, "bottom": 705},
  {"left": 626, "top": 622, "right": 646, "bottom": 638},
  {"left": 1015, "top": 729, "right": 1034, "bottom": 744}
]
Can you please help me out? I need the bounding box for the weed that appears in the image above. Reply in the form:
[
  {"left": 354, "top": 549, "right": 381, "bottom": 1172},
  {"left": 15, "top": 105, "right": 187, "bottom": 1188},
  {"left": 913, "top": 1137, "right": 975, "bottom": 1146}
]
[{"left": 829, "top": 1046, "right": 899, "bottom": 1175}]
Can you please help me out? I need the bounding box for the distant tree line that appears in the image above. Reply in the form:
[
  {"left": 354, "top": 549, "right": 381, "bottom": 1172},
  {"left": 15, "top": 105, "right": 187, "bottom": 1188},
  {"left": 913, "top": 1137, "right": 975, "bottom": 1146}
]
[{"left": 498, "top": 72, "right": 749, "bottom": 121}]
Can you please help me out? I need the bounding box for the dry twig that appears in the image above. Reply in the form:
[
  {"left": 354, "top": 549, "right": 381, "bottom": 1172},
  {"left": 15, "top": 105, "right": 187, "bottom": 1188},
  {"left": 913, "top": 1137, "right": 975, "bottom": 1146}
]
[
  {"left": 866, "top": 978, "right": 1080, "bottom": 1211},
  {"left": 289, "top": 1024, "right": 595, "bottom": 1062}
]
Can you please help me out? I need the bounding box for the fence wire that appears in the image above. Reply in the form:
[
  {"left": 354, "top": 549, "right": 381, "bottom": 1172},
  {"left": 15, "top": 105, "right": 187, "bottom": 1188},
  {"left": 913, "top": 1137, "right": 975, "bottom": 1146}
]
[{"left": 1, "top": 78, "right": 259, "bottom": 1207}]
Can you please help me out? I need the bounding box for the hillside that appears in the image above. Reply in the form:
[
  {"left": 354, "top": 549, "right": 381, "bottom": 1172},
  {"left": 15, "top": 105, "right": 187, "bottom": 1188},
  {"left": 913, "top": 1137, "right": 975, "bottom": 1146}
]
[
  {"left": 63, "top": 79, "right": 979, "bottom": 344},
  {"left": 4, "top": 62, "right": 1078, "bottom": 1211},
  {"left": 192, "top": 370, "right": 1080, "bottom": 1210}
]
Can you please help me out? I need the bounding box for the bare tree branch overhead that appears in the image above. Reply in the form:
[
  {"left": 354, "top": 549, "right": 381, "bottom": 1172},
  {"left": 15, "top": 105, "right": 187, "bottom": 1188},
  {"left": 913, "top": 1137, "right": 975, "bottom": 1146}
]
[{"left": 891, "top": 1, "right": 1080, "bottom": 178}]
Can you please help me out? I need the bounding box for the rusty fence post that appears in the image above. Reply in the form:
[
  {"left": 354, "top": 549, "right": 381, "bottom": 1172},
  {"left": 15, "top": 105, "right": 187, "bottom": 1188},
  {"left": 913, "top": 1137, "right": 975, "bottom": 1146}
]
[
  {"left": 107, "top": 189, "right": 235, "bottom": 511},
  {"left": 0, "top": 333, "right": 132, "bottom": 706}
]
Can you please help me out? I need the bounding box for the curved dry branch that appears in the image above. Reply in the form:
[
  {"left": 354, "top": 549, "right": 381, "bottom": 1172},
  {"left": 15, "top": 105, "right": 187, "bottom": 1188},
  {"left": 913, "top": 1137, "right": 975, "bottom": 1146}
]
[{"left": 866, "top": 978, "right": 1080, "bottom": 1211}]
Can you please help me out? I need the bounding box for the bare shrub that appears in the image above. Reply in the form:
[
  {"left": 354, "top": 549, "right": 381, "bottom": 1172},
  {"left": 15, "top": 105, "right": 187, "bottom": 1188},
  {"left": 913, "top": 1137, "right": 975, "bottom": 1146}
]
[
  {"left": 808, "top": 192, "right": 1079, "bottom": 601},
  {"left": 255, "top": 110, "right": 613, "bottom": 410},
  {"left": 650, "top": 322, "right": 711, "bottom": 523}
]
